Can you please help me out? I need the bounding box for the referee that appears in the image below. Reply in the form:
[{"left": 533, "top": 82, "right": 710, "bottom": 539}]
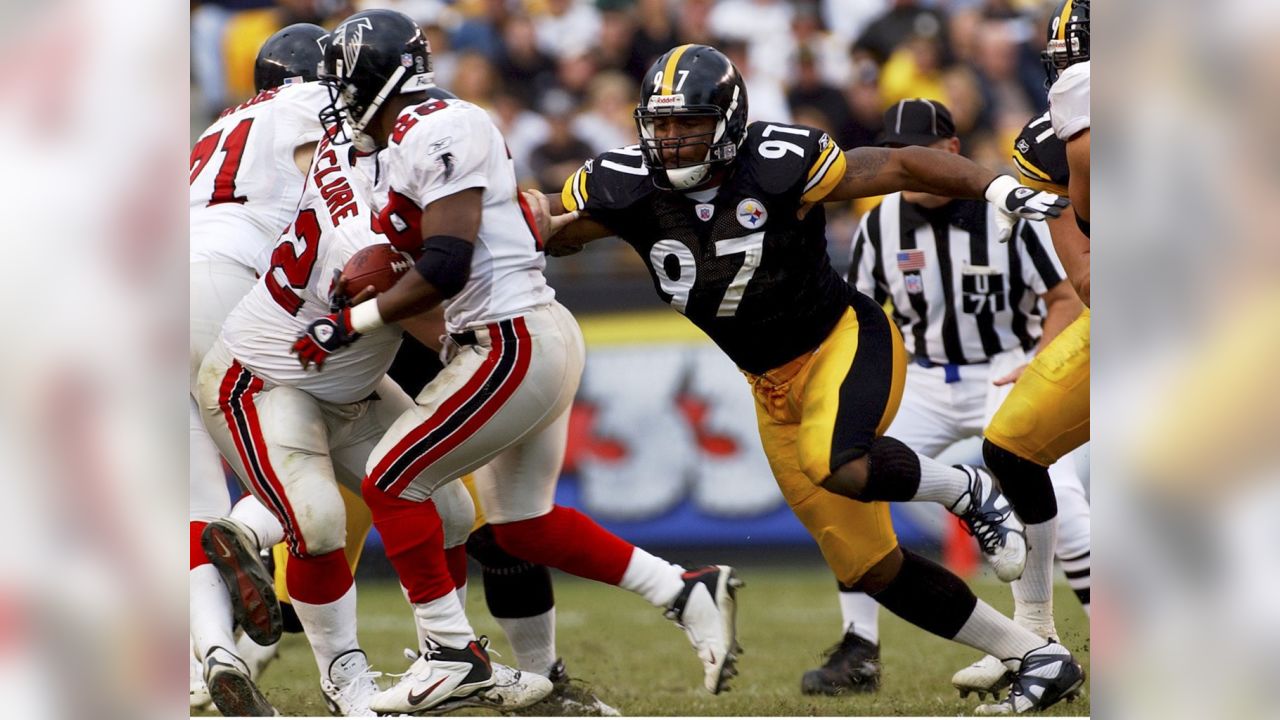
[{"left": 799, "top": 99, "right": 1090, "bottom": 696}]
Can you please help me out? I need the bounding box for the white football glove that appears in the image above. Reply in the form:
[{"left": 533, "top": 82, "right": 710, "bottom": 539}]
[{"left": 985, "top": 175, "right": 1070, "bottom": 242}]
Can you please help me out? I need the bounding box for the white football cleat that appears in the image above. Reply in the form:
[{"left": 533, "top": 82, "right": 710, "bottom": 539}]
[
  {"left": 371, "top": 637, "right": 550, "bottom": 715},
  {"left": 952, "top": 654, "right": 1014, "bottom": 701},
  {"left": 665, "top": 565, "right": 744, "bottom": 694},
  {"left": 950, "top": 466, "right": 1027, "bottom": 582},
  {"left": 974, "top": 642, "right": 1085, "bottom": 715},
  {"left": 321, "top": 649, "right": 382, "bottom": 716},
  {"left": 204, "top": 645, "right": 277, "bottom": 716}
]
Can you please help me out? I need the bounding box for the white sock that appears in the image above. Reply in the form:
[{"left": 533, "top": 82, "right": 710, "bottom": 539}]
[
  {"left": 952, "top": 600, "right": 1046, "bottom": 670},
  {"left": 414, "top": 591, "right": 475, "bottom": 650},
  {"left": 292, "top": 584, "right": 360, "bottom": 676},
  {"left": 1013, "top": 519, "right": 1058, "bottom": 632},
  {"left": 495, "top": 608, "right": 557, "bottom": 675},
  {"left": 838, "top": 591, "right": 880, "bottom": 645},
  {"left": 190, "top": 564, "right": 237, "bottom": 659},
  {"left": 913, "top": 456, "right": 970, "bottom": 508},
  {"left": 229, "top": 494, "right": 284, "bottom": 549},
  {"left": 618, "top": 548, "right": 685, "bottom": 607}
]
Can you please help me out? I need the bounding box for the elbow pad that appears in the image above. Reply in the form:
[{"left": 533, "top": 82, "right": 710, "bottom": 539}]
[{"left": 415, "top": 235, "right": 473, "bottom": 298}]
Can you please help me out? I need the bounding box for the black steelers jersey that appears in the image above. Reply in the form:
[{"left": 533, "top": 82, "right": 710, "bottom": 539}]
[
  {"left": 562, "top": 121, "right": 852, "bottom": 374},
  {"left": 1011, "top": 111, "right": 1070, "bottom": 195}
]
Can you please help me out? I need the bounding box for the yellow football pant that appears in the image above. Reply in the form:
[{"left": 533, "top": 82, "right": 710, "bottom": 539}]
[{"left": 746, "top": 294, "right": 908, "bottom": 585}]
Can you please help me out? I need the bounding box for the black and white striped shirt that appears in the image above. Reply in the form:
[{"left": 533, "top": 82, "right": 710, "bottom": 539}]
[{"left": 847, "top": 194, "right": 1066, "bottom": 365}]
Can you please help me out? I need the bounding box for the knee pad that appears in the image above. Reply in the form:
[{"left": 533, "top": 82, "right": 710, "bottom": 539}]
[
  {"left": 983, "top": 439, "right": 1057, "bottom": 524},
  {"left": 434, "top": 480, "right": 476, "bottom": 549},
  {"left": 861, "top": 436, "right": 922, "bottom": 502}
]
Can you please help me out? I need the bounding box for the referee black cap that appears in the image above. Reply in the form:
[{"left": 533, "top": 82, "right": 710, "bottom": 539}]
[{"left": 879, "top": 98, "right": 956, "bottom": 147}]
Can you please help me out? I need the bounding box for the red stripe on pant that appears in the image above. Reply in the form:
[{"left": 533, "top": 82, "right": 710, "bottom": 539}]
[
  {"left": 384, "top": 317, "right": 533, "bottom": 497},
  {"left": 217, "top": 361, "right": 308, "bottom": 556},
  {"left": 369, "top": 321, "right": 506, "bottom": 495}
]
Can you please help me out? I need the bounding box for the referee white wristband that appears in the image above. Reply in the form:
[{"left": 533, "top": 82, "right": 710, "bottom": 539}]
[
  {"left": 983, "top": 175, "right": 1020, "bottom": 208},
  {"left": 349, "top": 300, "right": 385, "bottom": 334}
]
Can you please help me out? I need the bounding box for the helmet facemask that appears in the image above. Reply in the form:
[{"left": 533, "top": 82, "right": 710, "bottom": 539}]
[{"left": 635, "top": 85, "right": 741, "bottom": 190}]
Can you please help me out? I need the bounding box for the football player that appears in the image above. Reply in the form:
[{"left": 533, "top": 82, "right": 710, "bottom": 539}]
[
  {"left": 529, "top": 43, "right": 1085, "bottom": 712},
  {"left": 188, "top": 23, "right": 330, "bottom": 717},
  {"left": 289, "top": 11, "right": 740, "bottom": 714},
  {"left": 972, "top": 0, "right": 1092, "bottom": 712}
]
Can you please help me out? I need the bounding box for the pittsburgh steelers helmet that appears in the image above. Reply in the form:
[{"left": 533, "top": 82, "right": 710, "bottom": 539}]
[
  {"left": 634, "top": 44, "right": 749, "bottom": 191},
  {"left": 254, "top": 23, "right": 327, "bottom": 93},
  {"left": 319, "top": 9, "right": 434, "bottom": 151},
  {"left": 1042, "top": 0, "right": 1090, "bottom": 85}
]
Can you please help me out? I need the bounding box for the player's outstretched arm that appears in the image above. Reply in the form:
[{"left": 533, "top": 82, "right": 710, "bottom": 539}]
[
  {"left": 817, "top": 147, "right": 1069, "bottom": 225},
  {"left": 525, "top": 189, "right": 613, "bottom": 257}
]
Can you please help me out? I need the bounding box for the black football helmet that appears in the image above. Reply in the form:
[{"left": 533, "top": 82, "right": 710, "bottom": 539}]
[
  {"left": 254, "top": 23, "right": 328, "bottom": 92},
  {"left": 319, "top": 9, "right": 433, "bottom": 151},
  {"left": 634, "top": 44, "right": 749, "bottom": 190},
  {"left": 1042, "top": 0, "right": 1089, "bottom": 86}
]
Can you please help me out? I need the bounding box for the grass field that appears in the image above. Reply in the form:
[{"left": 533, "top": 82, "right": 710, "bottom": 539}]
[{"left": 198, "top": 561, "right": 1089, "bottom": 717}]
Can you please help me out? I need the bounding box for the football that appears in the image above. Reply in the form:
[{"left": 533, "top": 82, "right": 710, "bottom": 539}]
[{"left": 338, "top": 244, "right": 413, "bottom": 298}]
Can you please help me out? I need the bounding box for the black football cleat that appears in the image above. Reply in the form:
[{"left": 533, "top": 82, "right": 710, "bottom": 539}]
[{"left": 800, "top": 630, "right": 881, "bottom": 695}]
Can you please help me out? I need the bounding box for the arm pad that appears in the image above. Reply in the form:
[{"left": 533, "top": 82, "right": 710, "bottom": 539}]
[{"left": 415, "top": 234, "right": 474, "bottom": 298}]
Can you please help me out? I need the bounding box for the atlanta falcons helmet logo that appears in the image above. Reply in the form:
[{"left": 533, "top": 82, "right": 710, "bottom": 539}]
[{"left": 331, "top": 17, "right": 374, "bottom": 77}]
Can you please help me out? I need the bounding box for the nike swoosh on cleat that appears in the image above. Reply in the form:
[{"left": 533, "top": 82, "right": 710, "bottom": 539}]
[
  {"left": 214, "top": 534, "right": 234, "bottom": 559},
  {"left": 408, "top": 677, "right": 449, "bottom": 706}
]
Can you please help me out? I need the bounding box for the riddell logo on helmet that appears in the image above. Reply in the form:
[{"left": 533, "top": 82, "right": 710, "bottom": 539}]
[{"left": 648, "top": 94, "right": 686, "bottom": 110}]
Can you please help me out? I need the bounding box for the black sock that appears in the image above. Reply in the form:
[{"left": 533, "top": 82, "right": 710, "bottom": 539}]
[
  {"left": 871, "top": 549, "right": 977, "bottom": 640},
  {"left": 466, "top": 524, "right": 554, "bottom": 618},
  {"left": 983, "top": 439, "right": 1057, "bottom": 524}
]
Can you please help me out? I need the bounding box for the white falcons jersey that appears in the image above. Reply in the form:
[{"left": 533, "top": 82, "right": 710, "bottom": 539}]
[
  {"left": 221, "top": 136, "right": 403, "bottom": 404},
  {"left": 373, "top": 97, "right": 554, "bottom": 333},
  {"left": 1049, "top": 61, "right": 1090, "bottom": 141},
  {"left": 190, "top": 82, "right": 329, "bottom": 273}
]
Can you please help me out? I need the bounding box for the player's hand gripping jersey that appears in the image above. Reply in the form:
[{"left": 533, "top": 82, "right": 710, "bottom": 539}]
[
  {"left": 561, "top": 122, "right": 851, "bottom": 374},
  {"left": 220, "top": 132, "right": 402, "bottom": 403},
  {"left": 374, "top": 97, "right": 554, "bottom": 332},
  {"left": 190, "top": 82, "right": 330, "bottom": 272}
]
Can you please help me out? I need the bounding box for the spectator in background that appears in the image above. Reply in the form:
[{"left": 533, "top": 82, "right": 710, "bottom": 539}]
[
  {"left": 596, "top": 5, "right": 639, "bottom": 75},
  {"left": 451, "top": 50, "right": 500, "bottom": 107},
  {"left": 626, "top": 0, "right": 678, "bottom": 81},
  {"left": 422, "top": 20, "right": 458, "bottom": 89},
  {"left": 821, "top": 0, "right": 888, "bottom": 47},
  {"left": 973, "top": 16, "right": 1037, "bottom": 143},
  {"left": 529, "top": 89, "right": 595, "bottom": 192},
  {"left": 495, "top": 13, "right": 558, "bottom": 108},
  {"left": 674, "top": 0, "right": 716, "bottom": 46},
  {"left": 855, "top": 0, "right": 951, "bottom": 66},
  {"left": 491, "top": 91, "right": 549, "bottom": 185},
  {"left": 571, "top": 71, "right": 636, "bottom": 154},
  {"left": 720, "top": 40, "right": 791, "bottom": 124},
  {"left": 708, "top": 0, "right": 794, "bottom": 85},
  {"left": 535, "top": 0, "right": 602, "bottom": 59},
  {"left": 451, "top": 0, "right": 510, "bottom": 59},
  {"left": 843, "top": 57, "right": 886, "bottom": 150},
  {"left": 219, "top": 0, "right": 351, "bottom": 105},
  {"left": 878, "top": 33, "right": 949, "bottom": 108},
  {"left": 556, "top": 51, "right": 600, "bottom": 105},
  {"left": 787, "top": 47, "right": 857, "bottom": 148},
  {"left": 790, "top": 1, "right": 853, "bottom": 88}
]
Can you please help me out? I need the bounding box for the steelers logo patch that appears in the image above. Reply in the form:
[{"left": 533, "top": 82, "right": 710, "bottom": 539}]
[{"left": 736, "top": 198, "right": 767, "bottom": 229}]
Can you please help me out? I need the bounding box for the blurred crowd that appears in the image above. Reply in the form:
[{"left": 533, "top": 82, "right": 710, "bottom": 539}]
[{"left": 191, "top": 0, "right": 1065, "bottom": 301}]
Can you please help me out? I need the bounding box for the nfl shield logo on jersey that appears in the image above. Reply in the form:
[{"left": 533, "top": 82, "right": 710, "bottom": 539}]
[
  {"left": 736, "top": 198, "right": 767, "bottom": 228},
  {"left": 696, "top": 203, "right": 714, "bottom": 222},
  {"left": 905, "top": 274, "right": 924, "bottom": 294}
]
